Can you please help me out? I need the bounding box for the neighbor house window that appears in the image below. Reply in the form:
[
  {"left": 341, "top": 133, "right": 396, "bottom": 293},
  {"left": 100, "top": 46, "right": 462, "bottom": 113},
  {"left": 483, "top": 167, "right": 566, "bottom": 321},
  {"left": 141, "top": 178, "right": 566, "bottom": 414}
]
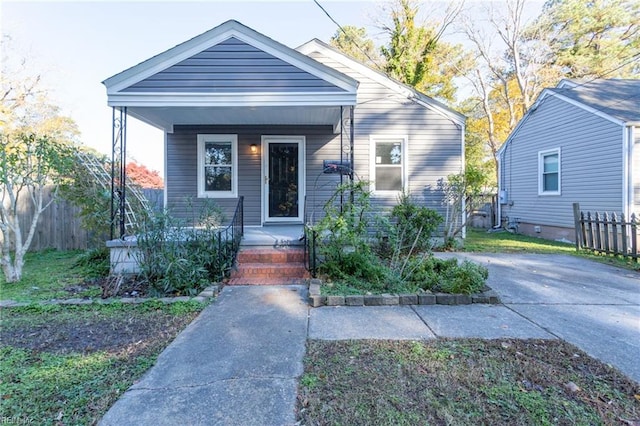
[
  {"left": 370, "top": 135, "right": 408, "bottom": 192},
  {"left": 197, "top": 134, "right": 238, "bottom": 198},
  {"left": 538, "top": 148, "right": 560, "bottom": 195}
]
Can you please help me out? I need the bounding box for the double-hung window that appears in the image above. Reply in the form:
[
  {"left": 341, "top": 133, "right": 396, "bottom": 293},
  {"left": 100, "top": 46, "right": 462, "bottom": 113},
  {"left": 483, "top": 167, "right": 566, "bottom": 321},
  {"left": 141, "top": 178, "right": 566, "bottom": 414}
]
[
  {"left": 371, "top": 135, "right": 408, "bottom": 193},
  {"left": 197, "top": 134, "right": 238, "bottom": 198},
  {"left": 538, "top": 148, "right": 561, "bottom": 195}
]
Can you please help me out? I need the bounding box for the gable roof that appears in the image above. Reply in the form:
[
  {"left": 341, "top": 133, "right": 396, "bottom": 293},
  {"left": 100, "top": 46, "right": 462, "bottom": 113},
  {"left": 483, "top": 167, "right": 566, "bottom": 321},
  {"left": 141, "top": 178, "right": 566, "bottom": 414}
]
[
  {"left": 296, "top": 39, "right": 466, "bottom": 126},
  {"left": 499, "top": 78, "right": 639, "bottom": 156},
  {"left": 551, "top": 79, "right": 640, "bottom": 124},
  {"left": 103, "top": 20, "right": 358, "bottom": 108}
]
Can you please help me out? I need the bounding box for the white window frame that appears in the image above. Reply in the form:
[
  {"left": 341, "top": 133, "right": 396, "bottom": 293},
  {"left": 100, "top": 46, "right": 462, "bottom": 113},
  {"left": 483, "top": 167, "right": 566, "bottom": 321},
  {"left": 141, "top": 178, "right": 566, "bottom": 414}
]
[
  {"left": 197, "top": 134, "right": 238, "bottom": 198},
  {"left": 538, "top": 148, "right": 561, "bottom": 195},
  {"left": 370, "top": 135, "right": 408, "bottom": 194}
]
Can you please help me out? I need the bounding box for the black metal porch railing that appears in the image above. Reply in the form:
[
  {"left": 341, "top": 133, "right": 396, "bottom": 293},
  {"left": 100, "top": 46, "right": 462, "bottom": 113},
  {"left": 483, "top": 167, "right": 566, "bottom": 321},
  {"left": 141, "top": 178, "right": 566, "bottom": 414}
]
[
  {"left": 214, "top": 196, "right": 244, "bottom": 281},
  {"left": 303, "top": 195, "right": 319, "bottom": 278},
  {"left": 304, "top": 225, "right": 318, "bottom": 278}
]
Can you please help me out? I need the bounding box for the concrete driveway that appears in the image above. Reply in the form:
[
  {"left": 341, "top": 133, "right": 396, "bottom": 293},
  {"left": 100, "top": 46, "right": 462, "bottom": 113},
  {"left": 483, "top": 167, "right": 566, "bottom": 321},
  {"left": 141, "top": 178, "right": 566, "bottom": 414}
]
[{"left": 438, "top": 253, "right": 640, "bottom": 383}]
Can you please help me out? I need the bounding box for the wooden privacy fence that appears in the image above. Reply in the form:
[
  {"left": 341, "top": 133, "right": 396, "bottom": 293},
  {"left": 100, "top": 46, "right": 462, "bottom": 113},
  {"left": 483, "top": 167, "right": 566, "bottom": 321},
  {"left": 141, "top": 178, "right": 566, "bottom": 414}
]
[
  {"left": 1, "top": 186, "right": 90, "bottom": 251},
  {"left": 573, "top": 203, "right": 638, "bottom": 262}
]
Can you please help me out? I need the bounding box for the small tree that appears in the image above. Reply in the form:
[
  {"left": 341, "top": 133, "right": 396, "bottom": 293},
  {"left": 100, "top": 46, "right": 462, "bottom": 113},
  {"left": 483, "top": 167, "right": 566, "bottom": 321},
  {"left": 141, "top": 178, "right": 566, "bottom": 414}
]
[
  {"left": 439, "top": 165, "right": 493, "bottom": 246},
  {"left": 0, "top": 133, "right": 76, "bottom": 282},
  {"left": 1, "top": 37, "right": 79, "bottom": 282}
]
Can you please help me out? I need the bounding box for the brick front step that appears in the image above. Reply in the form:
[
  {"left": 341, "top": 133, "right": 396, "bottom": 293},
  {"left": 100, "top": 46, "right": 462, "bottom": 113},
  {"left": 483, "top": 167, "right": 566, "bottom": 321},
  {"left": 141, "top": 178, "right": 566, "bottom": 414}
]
[
  {"left": 237, "top": 248, "right": 305, "bottom": 264},
  {"left": 235, "top": 263, "right": 310, "bottom": 279},
  {"left": 230, "top": 247, "right": 310, "bottom": 285},
  {"left": 226, "top": 277, "right": 309, "bottom": 286}
]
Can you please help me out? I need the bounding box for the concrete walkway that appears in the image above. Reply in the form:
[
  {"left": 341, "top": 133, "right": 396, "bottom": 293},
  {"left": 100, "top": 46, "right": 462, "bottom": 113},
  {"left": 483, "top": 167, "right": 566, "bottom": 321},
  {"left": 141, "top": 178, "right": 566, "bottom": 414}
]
[
  {"left": 101, "top": 254, "right": 639, "bottom": 425},
  {"left": 100, "top": 286, "right": 309, "bottom": 426}
]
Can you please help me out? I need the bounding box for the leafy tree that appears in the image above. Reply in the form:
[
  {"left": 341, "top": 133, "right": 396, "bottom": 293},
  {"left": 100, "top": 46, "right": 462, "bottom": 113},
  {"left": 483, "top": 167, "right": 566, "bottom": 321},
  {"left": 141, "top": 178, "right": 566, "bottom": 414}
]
[
  {"left": 329, "top": 25, "right": 381, "bottom": 68},
  {"left": 1, "top": 36, "right": 80, "bottom": 282},
  {"left": 126, "top": 161, "right": 164, "bottom": 189},
  {"left": 531, "top": 0, "right": 640, "bottom": 78},
  {"left": 379, "top": 0, "right": 468, "bottom": 103},
  {"left": 0, "top": 134, "right": 77, "bottom": 282}
]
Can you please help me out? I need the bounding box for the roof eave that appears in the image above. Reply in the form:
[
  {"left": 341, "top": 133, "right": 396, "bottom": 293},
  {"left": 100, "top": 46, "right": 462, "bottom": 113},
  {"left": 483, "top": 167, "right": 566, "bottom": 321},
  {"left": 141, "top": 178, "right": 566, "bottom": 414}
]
[{"left": 103, "top": 20, "right": 358, "bottom": 96}]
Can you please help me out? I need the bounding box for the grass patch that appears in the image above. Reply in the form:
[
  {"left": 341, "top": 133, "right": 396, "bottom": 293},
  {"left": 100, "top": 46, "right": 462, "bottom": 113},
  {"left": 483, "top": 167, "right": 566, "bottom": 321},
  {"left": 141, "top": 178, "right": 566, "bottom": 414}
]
[
  {"left": 298, "top": 339, "right": 640, "bottom": 426},
  {"left": 0, "top": 249, "right": 103, "bottom": 302},
  {"left": 464, "top": 229, "right": 640, "bottom": 271},
  {"left": 0, "top": 300, "right": 205, "bottom": 425},
  {"left": 463, "top": 229, "right": 576, "bottom": 254}
]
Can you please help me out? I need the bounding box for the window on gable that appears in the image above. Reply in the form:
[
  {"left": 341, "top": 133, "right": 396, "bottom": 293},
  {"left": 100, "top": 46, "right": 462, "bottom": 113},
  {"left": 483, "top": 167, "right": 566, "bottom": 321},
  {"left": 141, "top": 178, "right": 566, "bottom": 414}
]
[
  {"left": 539, "top": 148, "right": 560, "bottom": 195},
  {"left": 371, "top": 136, "right": 407, "bottom": 192},
  {"left": 197, "top": 134, "right": 238, "bottom": 198}
]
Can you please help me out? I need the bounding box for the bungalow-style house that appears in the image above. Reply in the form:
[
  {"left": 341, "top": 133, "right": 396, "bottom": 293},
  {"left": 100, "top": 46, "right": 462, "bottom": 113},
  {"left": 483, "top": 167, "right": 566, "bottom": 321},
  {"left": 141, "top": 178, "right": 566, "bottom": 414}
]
[
  {"left": 103, "top": 20, "right": 464, "bottom": 235},
  {"left": 498, "top": 79, "right": 640, "bottom": 242}
]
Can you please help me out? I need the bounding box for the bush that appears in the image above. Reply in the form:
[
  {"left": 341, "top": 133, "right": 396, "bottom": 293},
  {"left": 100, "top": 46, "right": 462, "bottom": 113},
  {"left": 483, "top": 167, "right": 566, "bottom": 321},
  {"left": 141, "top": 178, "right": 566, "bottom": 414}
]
[
  {"left": 404, "top": 256, "right": 488, "bottom": 295},
  {"left": 137, "top": 202, "right": 230, "bottom": 297},
  {"left": 388, "top": 192, "right": 443, "bottom": 255},
  {"left": 437, "top": 259, "right": 488, "bottom": 295},
  {"left": 73, "top": 247, "right": 110, "bottom": 279},
  {"left": 312, "top": 181, "right": 488, "bottom": 295}
]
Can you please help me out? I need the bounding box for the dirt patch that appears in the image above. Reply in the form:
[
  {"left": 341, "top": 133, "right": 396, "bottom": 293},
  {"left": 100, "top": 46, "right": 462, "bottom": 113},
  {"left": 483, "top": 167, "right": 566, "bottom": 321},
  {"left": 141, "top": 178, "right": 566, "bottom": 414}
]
[
  {"left": 298, "top": 339, "right": 640, "bottom": 425},
  {"left": 1, "top": 305, "right": 199, "bottom": 355}
]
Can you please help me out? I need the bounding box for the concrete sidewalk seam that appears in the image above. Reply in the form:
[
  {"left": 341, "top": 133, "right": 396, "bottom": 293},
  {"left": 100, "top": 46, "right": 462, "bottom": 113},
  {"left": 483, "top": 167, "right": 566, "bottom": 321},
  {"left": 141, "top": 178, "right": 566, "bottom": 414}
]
[
  {"left": 502, "top": 304, "right": 563, "bottom": 340},
  {"left": 410, "top": 304, "right": 438, "bottom": 337}
]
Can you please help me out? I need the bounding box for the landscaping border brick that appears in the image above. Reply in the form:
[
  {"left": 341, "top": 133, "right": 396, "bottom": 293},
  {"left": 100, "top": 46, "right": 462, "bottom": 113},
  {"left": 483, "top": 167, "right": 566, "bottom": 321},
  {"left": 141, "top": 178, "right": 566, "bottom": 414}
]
[{"left": 307, "top": 280, "right": 501, "bottom": 308}]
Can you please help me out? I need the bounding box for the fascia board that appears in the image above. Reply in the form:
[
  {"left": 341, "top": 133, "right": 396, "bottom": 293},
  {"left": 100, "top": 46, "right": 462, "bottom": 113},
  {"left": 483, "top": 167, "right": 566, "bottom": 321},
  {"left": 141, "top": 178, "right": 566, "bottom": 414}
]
[
  {"left": 104, "top": 20, "right": 358, "bottom": 96},
  {"left": 107, "top": 91, "right": 357, "bottom": 107},
  {"left": 498, "top": 89, "right": 553, "bottom": 157},
  {"left": 546, "top": 90, "right": 626, "bottom": 126},
  {"left": 297, "top": 40, "right": 465, "bottom": 125}
]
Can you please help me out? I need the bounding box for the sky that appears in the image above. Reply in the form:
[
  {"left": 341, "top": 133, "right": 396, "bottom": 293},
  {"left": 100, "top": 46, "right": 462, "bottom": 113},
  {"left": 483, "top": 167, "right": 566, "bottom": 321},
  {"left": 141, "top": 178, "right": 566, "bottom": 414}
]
[{"left": 2, "top": 0, "right": 543, "bottom": 177}]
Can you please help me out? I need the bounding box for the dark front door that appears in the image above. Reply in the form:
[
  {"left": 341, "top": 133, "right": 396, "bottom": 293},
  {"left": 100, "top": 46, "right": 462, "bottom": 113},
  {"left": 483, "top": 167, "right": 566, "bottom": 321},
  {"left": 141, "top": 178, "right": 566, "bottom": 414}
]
[{"left": 263, "top": 136, "right": 304, "bottom": 223}]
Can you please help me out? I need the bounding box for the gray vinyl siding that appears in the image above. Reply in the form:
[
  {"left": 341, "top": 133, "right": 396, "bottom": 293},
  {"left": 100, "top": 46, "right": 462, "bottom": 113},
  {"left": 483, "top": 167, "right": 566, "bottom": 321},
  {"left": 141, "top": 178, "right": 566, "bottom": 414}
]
[
  {"left": 306, "top": 52, "right": 463, "bottom": 219},
  {"left": 125, "top": 38, "right": 343, "bottom": 93},
  {"left": 501, "top": 95, "right": 625, "bottom": 228},
  {"left": 164, "top": 50, "right": 463, "bottom": 227},
  {"left": 166, "top": 125, "right": 340, "bottom": 225}
]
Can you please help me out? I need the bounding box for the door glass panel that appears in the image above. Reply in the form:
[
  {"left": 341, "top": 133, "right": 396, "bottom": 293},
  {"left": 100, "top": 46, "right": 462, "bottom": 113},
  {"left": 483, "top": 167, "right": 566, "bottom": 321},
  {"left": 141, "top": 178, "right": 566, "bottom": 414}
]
[{"left": 268, "top": 143, "right": 299, "bottom": 218}]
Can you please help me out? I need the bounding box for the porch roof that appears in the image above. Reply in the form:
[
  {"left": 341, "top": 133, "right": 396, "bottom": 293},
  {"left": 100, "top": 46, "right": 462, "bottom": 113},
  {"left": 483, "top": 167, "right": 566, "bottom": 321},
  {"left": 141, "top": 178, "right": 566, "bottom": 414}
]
[{"left": 103, "top": 20, "right": 358, "bottom": 132}]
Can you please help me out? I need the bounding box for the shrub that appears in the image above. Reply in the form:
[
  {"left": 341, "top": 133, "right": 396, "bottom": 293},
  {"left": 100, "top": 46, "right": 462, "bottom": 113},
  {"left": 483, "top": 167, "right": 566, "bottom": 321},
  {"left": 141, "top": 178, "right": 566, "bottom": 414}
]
[
  {"left": 437, "top": 259, "right": 488, "bottom": 295},
  {"left": 404, "top": 256, "right": 488, "bottom": 295},
  {"left": 137, "top": 202, "right": 229, "bottom": 296},
  {"left": 388, "top": 192, "right": 443, "bottom": 255},
  {"left": 73, "top": 247, "right": 110, "bottom": 279}
]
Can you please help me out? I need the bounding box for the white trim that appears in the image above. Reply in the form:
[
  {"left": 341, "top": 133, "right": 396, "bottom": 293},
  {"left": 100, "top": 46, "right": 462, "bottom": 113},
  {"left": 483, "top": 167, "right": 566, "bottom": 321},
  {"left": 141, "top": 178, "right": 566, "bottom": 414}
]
[
  {"left": 622, "top": 125, "right": 632, "bottom": 218},
  {"left": 197, "top": 134, "right": 238, "bottom": 198},
  {"left": 261, "top": 135, "right": 306, "bottom": 224},
  {"left": 297, "top": 39, "right": 465, "bottom": 126},
  {"left": 107, "top": 92, "right": 356, "bottom": 107},
  {"left": 498, "top": 86, "right": 628, "bottom": 158},
  {"left": 104, "top": 20, "right": 358, "bottom": 99},
  {"left": 544, "top": 90, "right": 626, "bottom": 126},
  {"left": 369, "top": 134, "right": 408, "bottom": 195},
  {"left": 538, "top": 148, "right": 561, "bottom": 196},
  {"left": 460, "top": 122, "right": 466, "bottom": 238},
  {"left": 163, "top": 132, "right": 168, "bottom": 209}
]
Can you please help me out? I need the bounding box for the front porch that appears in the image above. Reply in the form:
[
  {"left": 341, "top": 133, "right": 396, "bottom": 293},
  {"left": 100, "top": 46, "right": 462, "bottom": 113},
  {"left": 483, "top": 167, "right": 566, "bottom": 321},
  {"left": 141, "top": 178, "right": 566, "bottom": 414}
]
[{"left": 242, "top": 224, "right": 304, "bottom": 247}]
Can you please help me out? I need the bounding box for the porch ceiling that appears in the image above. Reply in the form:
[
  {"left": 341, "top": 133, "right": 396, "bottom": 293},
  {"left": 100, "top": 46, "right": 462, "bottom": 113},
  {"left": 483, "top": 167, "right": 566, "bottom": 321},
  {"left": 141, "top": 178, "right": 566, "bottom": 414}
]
[{"left": 125, "top": 105, "right": 347, "bottom": 133}]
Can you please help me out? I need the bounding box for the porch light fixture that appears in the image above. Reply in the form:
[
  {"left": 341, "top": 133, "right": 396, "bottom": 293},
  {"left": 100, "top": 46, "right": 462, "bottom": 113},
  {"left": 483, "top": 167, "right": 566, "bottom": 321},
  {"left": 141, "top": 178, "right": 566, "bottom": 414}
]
[{"left": 250, "top": 144, "right": 258, "bottom": 154}]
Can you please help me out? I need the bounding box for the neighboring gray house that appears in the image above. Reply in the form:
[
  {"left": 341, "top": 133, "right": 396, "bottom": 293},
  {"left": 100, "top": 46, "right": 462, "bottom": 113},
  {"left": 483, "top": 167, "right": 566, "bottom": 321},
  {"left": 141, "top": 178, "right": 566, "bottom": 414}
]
[
  {"left": 498, "top": 79, "right": 640, "bottom": 242},
  {"left": 103, "top": 20, "right": 464, "bottom": 230}
]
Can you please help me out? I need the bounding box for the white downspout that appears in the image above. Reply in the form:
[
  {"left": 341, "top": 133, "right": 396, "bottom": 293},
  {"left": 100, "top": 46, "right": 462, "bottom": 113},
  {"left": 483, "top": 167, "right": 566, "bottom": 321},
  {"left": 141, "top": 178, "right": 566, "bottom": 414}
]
[{"left": 461, "top": 122, "right": 466, "bottom": 239}]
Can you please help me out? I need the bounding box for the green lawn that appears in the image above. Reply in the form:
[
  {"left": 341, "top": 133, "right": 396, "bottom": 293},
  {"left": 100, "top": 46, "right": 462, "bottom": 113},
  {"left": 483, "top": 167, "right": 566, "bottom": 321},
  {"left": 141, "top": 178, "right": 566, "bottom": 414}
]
[
  {"left": 1, "top": 301, "right": 205, "bottom": 425},
  {"left": 0, "top": 249, "right": 104, "bottom": 302},
  {"left": 463, "top": 228, "right": 639, "bottom": 270}
]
